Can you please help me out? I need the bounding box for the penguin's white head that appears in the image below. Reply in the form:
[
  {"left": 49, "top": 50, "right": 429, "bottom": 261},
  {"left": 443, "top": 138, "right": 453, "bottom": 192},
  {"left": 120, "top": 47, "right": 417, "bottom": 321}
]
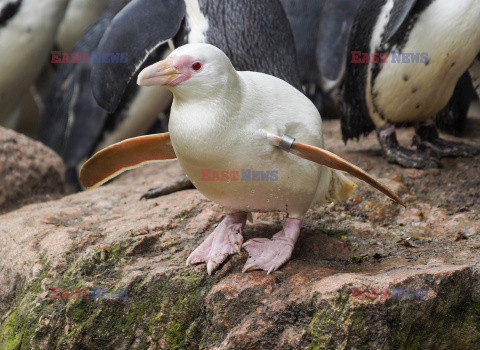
[{"left": 137, "top": 43, "right": 237, "bottom": 96}]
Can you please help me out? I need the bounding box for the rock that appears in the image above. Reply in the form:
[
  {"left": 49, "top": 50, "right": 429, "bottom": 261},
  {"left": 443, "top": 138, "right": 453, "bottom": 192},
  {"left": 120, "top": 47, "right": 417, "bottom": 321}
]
[
  {"left": 0, "top": 127, "right": 65, "bottom": 213},
  {"left": 1, "top": 119, "right": 480, "bottom": 348}
]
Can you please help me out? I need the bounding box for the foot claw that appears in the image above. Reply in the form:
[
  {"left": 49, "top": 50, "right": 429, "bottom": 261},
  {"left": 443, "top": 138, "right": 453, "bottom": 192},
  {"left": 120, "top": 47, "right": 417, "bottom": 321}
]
[
  {"left": 377, "top": 126, "right": 441, "bottom": 168},
  {"left": 242, "top": 263, "right": 256, "bottom": 273},
  {"left": 207, "top": 260, "right": 215, "bottom": 275},
  {"left": 186, "top": 213, "right": 247, "bottom": 274},
  {"left": 242, "top": 240, "right": 253, "bottom": 248},
  {"left": 414, "top": 136, "right": 480, "bottom": 158},
  {"left": 242, "top": 238, "right": 293, "bottom": 273},
  {"left": 241, "top": 218, "right": 301, "bottom": 274}
]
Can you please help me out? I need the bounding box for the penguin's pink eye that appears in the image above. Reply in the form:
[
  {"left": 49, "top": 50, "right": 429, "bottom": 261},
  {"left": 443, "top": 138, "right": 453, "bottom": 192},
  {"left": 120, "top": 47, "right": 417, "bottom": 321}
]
[{"left": 192, "top": 62, "right": 202, "bottom": 71}]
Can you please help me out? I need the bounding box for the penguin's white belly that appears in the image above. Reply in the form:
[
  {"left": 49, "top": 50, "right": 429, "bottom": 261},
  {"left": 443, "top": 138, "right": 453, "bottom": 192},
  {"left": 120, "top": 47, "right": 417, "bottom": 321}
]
[
  {"left": 0, "top": 0, "right": 68, "bottom": 123},
  {"left": 370, "top": 0, "right": 480, "bottom": 126},
  {"left": 177, "top": 146, "right": 323, "bottom": 217},
  {"left": 168, "top": 90, "right": 325, "bottom": 217}
]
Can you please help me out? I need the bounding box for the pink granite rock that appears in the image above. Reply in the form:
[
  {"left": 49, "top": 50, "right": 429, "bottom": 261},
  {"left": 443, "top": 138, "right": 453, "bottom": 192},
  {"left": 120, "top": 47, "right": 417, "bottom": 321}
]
[
  {"left": 1, "top": 119, "right": 480, "bottom": 348},
  {"left": 0, "top": 127, "right": 65, "bottom": 213}
]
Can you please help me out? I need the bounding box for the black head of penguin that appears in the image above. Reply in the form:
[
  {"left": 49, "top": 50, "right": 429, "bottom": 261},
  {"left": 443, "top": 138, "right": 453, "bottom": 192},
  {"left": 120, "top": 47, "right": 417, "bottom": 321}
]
[{"left": 91, "top": 0, "right": 301, "bottom": 114}]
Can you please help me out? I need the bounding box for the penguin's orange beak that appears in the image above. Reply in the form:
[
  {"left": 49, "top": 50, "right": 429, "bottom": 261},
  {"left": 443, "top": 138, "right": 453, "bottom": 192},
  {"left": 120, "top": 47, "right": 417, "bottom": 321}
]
[{"left": 137, "top": 58, "right": 180, "bottom": 86}]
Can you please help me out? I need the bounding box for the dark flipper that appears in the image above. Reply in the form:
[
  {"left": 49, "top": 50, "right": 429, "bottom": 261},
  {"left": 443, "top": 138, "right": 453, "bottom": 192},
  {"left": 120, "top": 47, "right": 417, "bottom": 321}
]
[
  {"left": 91, "top": 0, "right": 186, "bottom": 113},
  {"left": 382, "top": 0, "right": 419, "bottom": 43},
  {"left": 469, "top": 54, "right": 480, "bottom": 99},
  {"left": 0, "top": 0, "right": 21, "bottom": 27},
  {"left": 38, "top": 12, "right": 117, "bottom": 189},
  {"left": 280, "top": 0, "right": 325, "bottom": 84},
  {"left": 316, "top": 0, "right": 362, "bottom": 91},
  {"left": 140, "top": 174, "right": 194, "bottom": 200},
  {"left": 340, "top": 0, "right": 382, "bottom": 141}
]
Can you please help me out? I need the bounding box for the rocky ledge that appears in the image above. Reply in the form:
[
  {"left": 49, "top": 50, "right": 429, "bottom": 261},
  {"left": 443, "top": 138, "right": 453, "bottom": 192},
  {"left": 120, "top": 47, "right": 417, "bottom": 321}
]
[
  {"left": 0, "top": 127, "right": 64, "bottom": 214},
  {"left": 1, "top": 116, "right": 480, "bottom": 349}
]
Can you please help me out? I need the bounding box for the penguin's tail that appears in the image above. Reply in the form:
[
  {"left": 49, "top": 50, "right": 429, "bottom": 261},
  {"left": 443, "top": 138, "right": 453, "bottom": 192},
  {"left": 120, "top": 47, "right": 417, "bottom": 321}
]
[{"left": 326, "top": 170, "right": 356, "bottom": 203}]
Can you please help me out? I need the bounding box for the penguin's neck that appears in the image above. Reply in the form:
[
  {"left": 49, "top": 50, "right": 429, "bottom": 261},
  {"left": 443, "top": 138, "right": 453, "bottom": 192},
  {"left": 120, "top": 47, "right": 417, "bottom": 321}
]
[
  {"left": 170, "top": 70, "right": 244, "bottom": 117},
  {"left": 168, "top": 71, "right": 246, "bottom": 154}
]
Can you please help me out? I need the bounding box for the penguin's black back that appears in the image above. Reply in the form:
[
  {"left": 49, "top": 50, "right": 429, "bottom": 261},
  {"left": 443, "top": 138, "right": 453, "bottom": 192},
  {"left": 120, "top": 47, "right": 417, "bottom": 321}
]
[
  {"left": 202, "top": 0, "right": 302, "bottom": 90},
  {"left": 38, "top": 0, "right": 132, "bottom": 188},
  {"left": 340, "top": 0, "right": 382, "bottom": 142}
]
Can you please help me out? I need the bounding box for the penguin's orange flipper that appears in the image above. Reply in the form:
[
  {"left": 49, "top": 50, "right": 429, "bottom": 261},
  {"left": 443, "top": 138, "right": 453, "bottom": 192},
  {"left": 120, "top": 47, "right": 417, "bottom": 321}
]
[
  {"left": 80, "top": 132, "right": 177, "bottom": 189},
  {"left": 270, "top": 135, "right": 405, "bottom": 207}
]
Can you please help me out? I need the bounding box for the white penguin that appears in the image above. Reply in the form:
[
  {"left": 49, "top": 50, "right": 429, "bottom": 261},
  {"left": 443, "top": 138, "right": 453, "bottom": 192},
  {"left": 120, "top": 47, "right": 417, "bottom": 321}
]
[{"left": 80, "top": 43, "right": 403, "bottom": 274}]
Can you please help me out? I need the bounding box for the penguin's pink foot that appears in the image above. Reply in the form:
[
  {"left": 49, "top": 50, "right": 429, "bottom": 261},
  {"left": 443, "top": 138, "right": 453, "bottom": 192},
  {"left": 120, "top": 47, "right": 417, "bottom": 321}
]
[
  {"left": 186, "top": 212, "right": 247, "bottom": 275},
  {"left": 242, "top": 218, "right": 301, "bottom": 274}
]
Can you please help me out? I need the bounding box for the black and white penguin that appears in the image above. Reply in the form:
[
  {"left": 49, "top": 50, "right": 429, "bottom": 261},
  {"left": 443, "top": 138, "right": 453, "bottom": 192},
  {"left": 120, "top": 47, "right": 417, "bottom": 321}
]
[
  {"left": 40, "top": 0, "right": 175, "bottom": 190},
  {"left": 38, "top": 0, "right": 139, "bottom": 189},
  {"left": 0, "top": 0, "right": 69, "bottom": 129},
  {"left": 341, "top": 0, "right": 480, "bottom": 168}
]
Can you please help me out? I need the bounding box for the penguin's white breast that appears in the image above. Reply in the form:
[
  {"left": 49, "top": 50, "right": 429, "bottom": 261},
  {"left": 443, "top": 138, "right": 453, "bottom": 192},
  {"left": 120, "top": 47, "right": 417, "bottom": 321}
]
[
  {"left": 184, "top": 0, "right": 209, "bottom": 44},
  {"left": 370, "top": 0, "right": 480, "bottom": 125}
]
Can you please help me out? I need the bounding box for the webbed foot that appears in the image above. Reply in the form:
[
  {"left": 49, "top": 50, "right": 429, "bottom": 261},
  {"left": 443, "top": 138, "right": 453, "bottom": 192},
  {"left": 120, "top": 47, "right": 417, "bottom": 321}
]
[
  {"left": 377, "top": 123, "right": 441, "bottom": 168},
  {"left": 242, "top": 218, "right": 301, "bottom": 274},
  {"left": 186, "top": 212, "right": 247, "bottom": 275},
  {"left": 413, "top": 121, "right": 480, "bottom": 158}
]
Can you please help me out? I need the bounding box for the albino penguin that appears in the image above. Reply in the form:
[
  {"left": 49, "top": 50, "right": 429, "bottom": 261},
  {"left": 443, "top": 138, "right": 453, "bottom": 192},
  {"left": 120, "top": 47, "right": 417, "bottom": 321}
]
[{"left": 80, "top": 44, "right": 404, "bottom": 274}]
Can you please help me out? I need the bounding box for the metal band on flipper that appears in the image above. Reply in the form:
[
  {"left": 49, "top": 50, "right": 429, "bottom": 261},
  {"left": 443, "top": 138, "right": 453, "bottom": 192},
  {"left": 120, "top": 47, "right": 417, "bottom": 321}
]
[{"left": 279, "top": 134, "right": 295, "bottom": 152}]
